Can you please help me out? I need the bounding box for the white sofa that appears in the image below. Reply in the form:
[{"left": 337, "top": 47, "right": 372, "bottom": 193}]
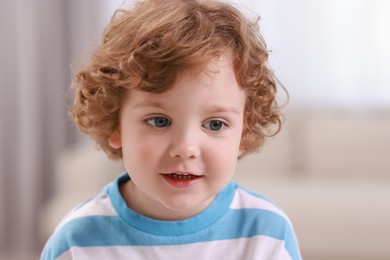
[{"left": 234, "top": 109, "right": 390, "bottom": 259}]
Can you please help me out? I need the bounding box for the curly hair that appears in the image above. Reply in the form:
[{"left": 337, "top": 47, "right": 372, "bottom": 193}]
[{"left": 71, "top": 0, "right": 285, "bottom": 159}]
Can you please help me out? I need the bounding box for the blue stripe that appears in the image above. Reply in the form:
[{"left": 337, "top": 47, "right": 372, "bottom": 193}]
[
  {"left": 108, "top": 174, "right": 236, "bottom": 236},
  {"left": 42, "top": 208, "right": 298, "bottom": 259}
]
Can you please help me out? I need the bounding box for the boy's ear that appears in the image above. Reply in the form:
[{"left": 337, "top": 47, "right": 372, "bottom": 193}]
[
  {"left": 108, "top": 130, "right": 122, "bottom": 149},
  {"left": 238, "top": 144, "right": 245, "bottom": 158}
]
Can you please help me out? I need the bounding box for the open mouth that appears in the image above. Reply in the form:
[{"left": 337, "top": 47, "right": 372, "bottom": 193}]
[
  {"left": 164, "top": 173, "right": 201, "bottom": 180},
  {"left": 161, "top": 172, "right": 204, "bottom": 188}
]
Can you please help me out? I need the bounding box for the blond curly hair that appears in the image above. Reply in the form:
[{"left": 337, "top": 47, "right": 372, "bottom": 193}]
[{"left": 71, "top": 0, "right": 285, "bottom": 159}]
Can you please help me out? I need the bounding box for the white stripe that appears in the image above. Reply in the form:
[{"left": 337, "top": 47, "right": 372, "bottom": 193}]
[
  {"left": 55, "top": 192, "right": 117, "bottom": 232},
  {"left": 230, "top": 188, "right": 292, "bottom": 226},
  {"left": 57, "top": 235, "right": 291, "bottom": 260}
]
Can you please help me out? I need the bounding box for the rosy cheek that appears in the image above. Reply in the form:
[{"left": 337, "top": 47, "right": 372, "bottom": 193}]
[
  {"left": 134, "top": 135, "right": 162, "bottom": 157},
  {"left": 138, "top": 145, "right": 155, "bottom": 159}
]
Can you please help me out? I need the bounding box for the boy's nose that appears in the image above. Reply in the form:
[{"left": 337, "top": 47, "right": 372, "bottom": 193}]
[{"left": 168, "top": 129, "right": 200, "bottom": 159}]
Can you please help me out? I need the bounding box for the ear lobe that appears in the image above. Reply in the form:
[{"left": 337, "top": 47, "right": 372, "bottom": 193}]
[
  {"left": 238, "top": 144, "right": 245, "bottom": 158},
  {"left": 108, "top": 130, "right": 122, "bottom": 149}
]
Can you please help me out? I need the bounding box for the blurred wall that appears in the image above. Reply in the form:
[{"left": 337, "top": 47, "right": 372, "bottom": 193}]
[{"left": 0, "top": 0, "right": 121, "bottom": 258}]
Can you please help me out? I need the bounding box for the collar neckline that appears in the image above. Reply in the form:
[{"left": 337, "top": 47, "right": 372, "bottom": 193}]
[{"left": 108, "top": 173, "right": 235, "bottom": 236}]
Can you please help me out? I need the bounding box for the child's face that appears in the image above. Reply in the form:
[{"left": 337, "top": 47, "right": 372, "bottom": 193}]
[{"left": 109, "top": 54, "right": 246, "bottom": 220}]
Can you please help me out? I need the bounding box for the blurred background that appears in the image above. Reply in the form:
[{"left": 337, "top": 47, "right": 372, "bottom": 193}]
[{"left": 0, "top": 0, "right": 389, "bottom": 259}]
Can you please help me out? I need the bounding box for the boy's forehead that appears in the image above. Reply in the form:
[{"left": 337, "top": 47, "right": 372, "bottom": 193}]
[
  {"left": 130, "top": 53, "right": 236, "bottom": 94},
  {"left": 127, "top": 56, "right": 242, "bottom": 104},
  {"left": 178, "top": 53, "right": 235, "bottom": 82},
  {"left": 121, "top": 52, "right": 241, "bottom": 106}
]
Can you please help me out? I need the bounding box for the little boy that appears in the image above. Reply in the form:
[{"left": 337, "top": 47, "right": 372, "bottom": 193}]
[{"left": 41, "top": 0, "right": 301, "bottom": 259}]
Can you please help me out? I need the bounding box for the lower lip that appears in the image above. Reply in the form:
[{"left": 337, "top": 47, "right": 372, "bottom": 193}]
[{"left": 161, "top": 174, "right": 203, "bottom": 189}]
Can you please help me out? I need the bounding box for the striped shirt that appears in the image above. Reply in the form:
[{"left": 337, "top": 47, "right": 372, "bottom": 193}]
[{"left": 41, "top": 173, "right": 301, "bottom": 260}]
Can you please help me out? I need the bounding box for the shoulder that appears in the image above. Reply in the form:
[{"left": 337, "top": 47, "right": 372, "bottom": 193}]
[
  {"left": 227, "top": 183, "right": 301, "bottom": 259},
  {"left": 230, "top": 183, "right": 288, "bottom": 217},
  {"left": 41, "top": 185, "right": 119, "bottom": 259},
  {"left": 229, "top": 183, "right": 293, "bottom": 235}
]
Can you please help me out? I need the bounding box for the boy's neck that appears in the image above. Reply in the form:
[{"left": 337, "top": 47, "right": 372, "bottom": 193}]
[{"left": 119, "top": 179, "right": 216, "bottom": 221}]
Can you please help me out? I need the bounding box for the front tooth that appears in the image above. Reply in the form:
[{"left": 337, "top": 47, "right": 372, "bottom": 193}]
[{"left": 168, "top": 173, "right": 196, "bottom": 180}]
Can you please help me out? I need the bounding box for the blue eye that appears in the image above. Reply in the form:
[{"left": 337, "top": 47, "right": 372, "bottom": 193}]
[
  {"left": 146, "top": 117, "right": 171, "bottom": 128},
  {"left": 203, "top": 120, "right": 225, "bottom": 131}
]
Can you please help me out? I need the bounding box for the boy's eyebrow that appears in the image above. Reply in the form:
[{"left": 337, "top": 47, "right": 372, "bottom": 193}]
[
  {"left": 132, "top": 101, "right": 168, "bottom": 110},
  {"left": 207, "top": 105, "right": 241, "bottom": 116},
  {"left": 132, "top": 101, "right": 240, "bottom": 115}
]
